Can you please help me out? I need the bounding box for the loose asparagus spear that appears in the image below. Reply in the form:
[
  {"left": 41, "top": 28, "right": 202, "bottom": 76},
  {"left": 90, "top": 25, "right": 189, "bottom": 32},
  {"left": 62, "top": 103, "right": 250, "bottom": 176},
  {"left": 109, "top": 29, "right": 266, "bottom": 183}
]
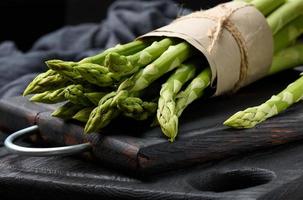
[
  {"left": 224, "top": 43, "right": 303, "bottom": 128},
  {"left": 30, "top": 88, "right": 66, "bottom": 104},
  {"left": 52, "top": 102, "right": 84, "bottom": 119},
  {"left": 224, "top": 75, "right": 303, "bottom": 128},
  {"left": 73, "top": 107, "right": 94, "bottom": 123},
  {"left": 157, "top": 62, "right": 197, "bottom": 142},
  {"left": 23, "top": 70, "right": 69, "bottom": 95},
  {"left": 85, "top": 42, "right": 194, "bottom": 133}
]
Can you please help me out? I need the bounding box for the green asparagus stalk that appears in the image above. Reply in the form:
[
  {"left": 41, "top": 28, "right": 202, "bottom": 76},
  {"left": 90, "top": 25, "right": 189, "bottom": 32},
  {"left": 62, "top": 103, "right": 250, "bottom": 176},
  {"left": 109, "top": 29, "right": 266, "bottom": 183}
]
[
  {"left": 75, "top": 38, "right": 174, "bottom": 87},
  {"left": 23, "top": 70, "right": 69, "bottom": 95},
  {"left": 273, "top": 15, "right": 303, "bottom": 53},
  {"left": 104, "top": 38, "right": 174, "bottom": 74},
  {"left": 45, "top": 40, "right": 151, "bottom": 82},
  {"left": 157, "top": 62, "right": 197, "bottom": 142},
  {"left": 224, "top": 75, "right": 303, "bottom": 128},
  {"left": 52, "top": 102, "right": 84, "bottom": 119},
  {"left": 118, "top": 42, "right": 194, "bottom": 92},
  {"left": 269, "top": 43, "right": 303, "bottom": 75},
  {"left": 224, "top": 43, "right": 303, "bottom": 128},
  {"left": 79, "top": 40, "right": 150, "bottom": 65},
  {"left": 64, "top": 84, "right": 94, "bottom": 106},
  {"left": 75, "top": 63, "right": 114, "bottom": 87},
  {"left": 266, "top": 0, "right": 303, "bottom": 35},
  {"left": 84, "top": 92, "right": 121, "bottom": 133},
  {"left": 84, "top": 92, "right": 107, "bottom": 105},
  {"left": 46, "top": 60, "right": 81, "bottom": 80},
  {"left": 159, "top": 3, "right": 303, "bottom": 138},
  {"left": 251, "top": 0, "right": 285, "bottom": 16},
  {"left": 30, "top": 88, "right": 66, "bottom": 104},
  {"left": 176, "top": 68, "right": 212, "bottom": 117},
  {"left": 85, "top": 42, "right": 194, "bottom": 133},
  {"left": 73, "top": 107, "right": 94, "bottom": 123},
  {"left": 174, "top": 42, "right": 303, "bottom": 119},
  {"left": 118, "top": 96, "right": 158, "bottom": 120}
]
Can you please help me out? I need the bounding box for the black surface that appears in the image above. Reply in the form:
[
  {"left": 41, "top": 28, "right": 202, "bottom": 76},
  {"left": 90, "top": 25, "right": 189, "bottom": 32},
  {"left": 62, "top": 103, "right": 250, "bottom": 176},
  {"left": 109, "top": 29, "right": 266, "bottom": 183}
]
[{"left": 2, "top": 134, "right": 303, "bottom": 199}]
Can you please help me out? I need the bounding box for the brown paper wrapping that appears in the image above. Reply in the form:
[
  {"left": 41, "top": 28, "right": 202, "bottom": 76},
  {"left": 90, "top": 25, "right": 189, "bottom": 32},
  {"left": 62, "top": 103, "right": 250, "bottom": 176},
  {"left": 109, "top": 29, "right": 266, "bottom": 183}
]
[{"left": 139, "top": 1, "right": 273, "bottom": 95}]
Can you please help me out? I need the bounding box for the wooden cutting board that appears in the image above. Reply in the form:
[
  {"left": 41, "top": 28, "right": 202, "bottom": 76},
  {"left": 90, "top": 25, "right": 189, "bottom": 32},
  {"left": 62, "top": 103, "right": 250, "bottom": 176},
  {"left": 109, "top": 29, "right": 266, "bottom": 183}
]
[{"left": 1, "top": 70, "right": 303, "bottom": 174}]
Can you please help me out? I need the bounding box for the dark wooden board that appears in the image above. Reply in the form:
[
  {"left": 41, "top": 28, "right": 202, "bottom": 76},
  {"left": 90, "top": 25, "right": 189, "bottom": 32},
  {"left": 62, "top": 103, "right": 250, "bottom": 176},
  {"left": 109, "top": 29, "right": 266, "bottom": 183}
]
[
  {"left": 1, "top": 70, "right": 303, "bottom": 174},
  {"left": 2, "top": 137, "right": 303, "bottom": 199}
]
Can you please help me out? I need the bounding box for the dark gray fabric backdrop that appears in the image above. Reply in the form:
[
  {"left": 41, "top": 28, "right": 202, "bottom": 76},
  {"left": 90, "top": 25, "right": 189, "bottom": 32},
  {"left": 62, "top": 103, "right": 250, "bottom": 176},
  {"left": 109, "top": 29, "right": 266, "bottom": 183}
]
[{"left": 0, "top": 0, "right": 190, "bottom": 99}]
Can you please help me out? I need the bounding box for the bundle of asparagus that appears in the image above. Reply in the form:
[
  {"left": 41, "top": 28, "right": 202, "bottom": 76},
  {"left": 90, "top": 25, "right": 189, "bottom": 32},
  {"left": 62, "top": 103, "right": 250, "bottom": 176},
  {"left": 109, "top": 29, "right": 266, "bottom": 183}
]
[{"left": 23, "top": 0, "right": 303, "bottom": 142}]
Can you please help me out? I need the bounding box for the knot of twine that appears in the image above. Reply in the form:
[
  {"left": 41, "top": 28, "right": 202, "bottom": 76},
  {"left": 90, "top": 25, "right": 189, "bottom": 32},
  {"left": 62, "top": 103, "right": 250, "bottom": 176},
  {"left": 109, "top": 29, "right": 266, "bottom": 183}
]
[
  {"left": 199, "top": 4, "right": 250, "bottom": 90},
  {"left": 207, "top": 4, "right": 234, "bottom": 53},
  {"left": 170, "top": 3, "right": 251, "bottom": 91}
]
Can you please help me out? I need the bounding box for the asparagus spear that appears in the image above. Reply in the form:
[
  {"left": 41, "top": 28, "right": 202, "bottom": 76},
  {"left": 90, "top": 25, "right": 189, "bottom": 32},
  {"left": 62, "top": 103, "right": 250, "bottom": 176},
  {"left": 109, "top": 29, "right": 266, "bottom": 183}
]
[
  {"left": 118, "top": 96, "right": 158, "bottom": 120},
  {"left": 23, "top": 70, "right": 69, "bottom": 95},
  {"left": 273, "top": 15, "right": 303, "bottom": 53},
  {"left": 75, "top": 63, "right": 114, "bottom": 87},
  {"left": 119, "top": 42, "right": 194, "bottom": 92},
  {"left": 176, "top": 68, "right": 212, "bottom": 117},
  {"left": 44, "top": 40, "right": 151, "bottom": 82},
  {"left": 64, "top": 84, "right": 94, "bottom": 106},
  {"left": 52, "top": 102, "right": 84, "bottom": 119},
  {"left": 46, "top": 60, "right": 81, "bottom": 81},
  {"left": 173, "top": 36, "right": 303, "bottom": 116},
  {"left": 160, "top": 5, "right": 303, "bottom": 137},
  {"left": 104, "top": 38, "right": 174, "bottom": 74},
  {"left": 165, "top": 43, "right": 303, "bottom": 137},
  {"left": 84, "top": 92, "right": 107, "bottom": 105},
  {"left": 157, "top": 62, "right": 197, "bottom": 142},
  {"left": 224, "top": 75, "right": 303, "bottom": 128},
  {"left": 85, "top": 42, "right": 194, "bottom": 133},
  {"left": 267, "top": 0, "right": 303, "bottom": 35},
  {"left": 269, "top": 43, "right": 303, "bottom": 75},
  {"left": 84, "top": 92, "right": 121, "bottom": 133},
  {"left": 76, "top": 38, "right": 174, "bottom": 87},
  {"left": 251, "top": 0, "right": 285, "bottom": 16},
  {"left": 79, "top": 40, "right": 150, "bottom": 65},
  {"left": 73, "top": 107, "right": 94, "bottom": 123},
  {"left": 224, "top": 43, "right": 303, "bottom": 128},
  {"left": 30, "top": 88, "right": 66, "bottom": 104}
]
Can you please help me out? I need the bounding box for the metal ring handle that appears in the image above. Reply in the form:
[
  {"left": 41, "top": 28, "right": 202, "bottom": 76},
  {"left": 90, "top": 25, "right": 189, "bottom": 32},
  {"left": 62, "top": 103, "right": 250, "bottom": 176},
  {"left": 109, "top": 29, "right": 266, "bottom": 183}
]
[{"left": 4, "top": 125, "right": 91, "bottom": 156}]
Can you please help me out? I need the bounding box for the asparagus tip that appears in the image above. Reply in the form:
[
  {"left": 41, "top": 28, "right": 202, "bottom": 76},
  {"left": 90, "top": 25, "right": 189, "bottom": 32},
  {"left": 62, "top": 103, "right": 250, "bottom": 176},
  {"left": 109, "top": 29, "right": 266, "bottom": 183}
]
[
  {"left": 46, "top": 59, "right": 77, "bottom": 71},
  {"left": 23, "top": 88, "right": 31, "bottom": 96},
  {"left": 29, "top": 94, "right": 40, "bottom": 102},
  {"left": 104, "top": 52, "right": 129, "bottom": 73}
]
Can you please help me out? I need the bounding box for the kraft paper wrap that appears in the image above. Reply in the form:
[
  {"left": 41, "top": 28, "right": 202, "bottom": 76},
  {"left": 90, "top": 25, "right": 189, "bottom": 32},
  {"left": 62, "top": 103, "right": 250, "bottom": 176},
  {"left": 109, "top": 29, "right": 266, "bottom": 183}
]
[{"left": 139, "top": 1, "right": 273, "bottom": 95}]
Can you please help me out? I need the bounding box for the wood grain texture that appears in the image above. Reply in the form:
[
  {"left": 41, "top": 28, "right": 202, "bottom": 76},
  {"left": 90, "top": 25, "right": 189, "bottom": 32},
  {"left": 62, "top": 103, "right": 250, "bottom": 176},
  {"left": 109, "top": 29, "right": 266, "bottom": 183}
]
[
  {"left": 2, "top": 136, "right": 303, "bottom": 199},
  {"left": 0, "top": 96, "right": 52, "bottom": 132}
]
